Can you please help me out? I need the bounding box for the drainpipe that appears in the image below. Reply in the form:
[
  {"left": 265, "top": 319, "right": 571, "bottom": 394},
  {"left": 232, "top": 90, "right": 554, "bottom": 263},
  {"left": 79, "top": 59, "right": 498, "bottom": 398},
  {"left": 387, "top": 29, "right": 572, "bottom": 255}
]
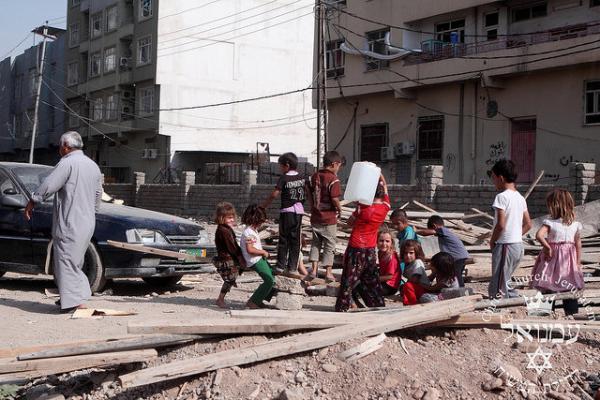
[
  {"left": 458, "top": 83, "right": 465, "bottom": 183},
  {"left": 471, "top": 82, "right": 478, "bottom": 184}
]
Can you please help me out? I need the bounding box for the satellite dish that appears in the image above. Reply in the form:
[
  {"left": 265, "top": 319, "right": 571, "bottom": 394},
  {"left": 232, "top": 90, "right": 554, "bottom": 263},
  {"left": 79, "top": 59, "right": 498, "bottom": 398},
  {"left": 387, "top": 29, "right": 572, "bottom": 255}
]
[{"left": 487, "top": 100, "right": 498, "bottom": 118}]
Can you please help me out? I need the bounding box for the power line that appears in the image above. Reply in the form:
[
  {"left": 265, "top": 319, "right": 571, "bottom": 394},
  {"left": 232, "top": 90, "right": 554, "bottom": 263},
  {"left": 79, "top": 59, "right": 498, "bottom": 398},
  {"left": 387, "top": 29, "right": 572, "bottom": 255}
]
[
  {"left": 158, "top": 4, "right": 313, "bottom": 54},
  {"left": 0, "top": 33, "right": 33, "bottom": 61},
  {"left": 158, "top": 0, "right": 224, "bottom": 20},
  {"left": 330, "top": 4, "right": 600, "bottom": 39},
  {"left": 158, "top": 0, "right": 291, "bottom": 44},
  {"left": 158, "top": 10, "right": 314, "bottom": 58}
]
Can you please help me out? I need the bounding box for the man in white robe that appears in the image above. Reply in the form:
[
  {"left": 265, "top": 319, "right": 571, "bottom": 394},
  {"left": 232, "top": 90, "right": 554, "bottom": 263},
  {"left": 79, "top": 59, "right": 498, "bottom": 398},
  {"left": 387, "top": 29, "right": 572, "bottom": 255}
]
[{"left": 25, "top": 131, "right": 102, "bottom": 312}]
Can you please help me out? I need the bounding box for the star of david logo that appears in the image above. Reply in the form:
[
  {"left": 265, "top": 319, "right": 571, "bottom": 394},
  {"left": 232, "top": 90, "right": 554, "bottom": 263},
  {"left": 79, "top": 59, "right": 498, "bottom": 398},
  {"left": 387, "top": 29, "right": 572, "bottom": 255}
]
[{"left": 526, "top": 346, "right": 553, "bottom": 375}]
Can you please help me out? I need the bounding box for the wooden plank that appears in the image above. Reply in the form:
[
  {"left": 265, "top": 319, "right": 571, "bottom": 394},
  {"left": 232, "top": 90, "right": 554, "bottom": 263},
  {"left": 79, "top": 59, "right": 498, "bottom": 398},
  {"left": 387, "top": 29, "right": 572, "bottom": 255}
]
[
  {"left": 0, "top": 349, "right": 157, "bottom": 384},
  {"left": 336, "top": 333, "right": 386, "bottom": 363},
  {"left": 0, "top": 337, "right": 135, "bottom": 359},
  {"left": 107, "top": 240, "right": 211, "bottom": 263},
  {"left": 523, "top": 170, "right": 545, "bottom": 200},
  {"left": 119, "top": 297, "right": 479, "bottom": 388},
  {"left": 17, "top": 335, "right": 199, "bottom": 361}
]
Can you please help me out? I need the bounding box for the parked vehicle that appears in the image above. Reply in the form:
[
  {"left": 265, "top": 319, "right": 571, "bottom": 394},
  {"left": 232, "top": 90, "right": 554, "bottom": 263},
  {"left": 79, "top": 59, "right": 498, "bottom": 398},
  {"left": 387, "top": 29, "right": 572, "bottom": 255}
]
[{"left": 0, "top": 162, "right": 215, "bottom": 291}]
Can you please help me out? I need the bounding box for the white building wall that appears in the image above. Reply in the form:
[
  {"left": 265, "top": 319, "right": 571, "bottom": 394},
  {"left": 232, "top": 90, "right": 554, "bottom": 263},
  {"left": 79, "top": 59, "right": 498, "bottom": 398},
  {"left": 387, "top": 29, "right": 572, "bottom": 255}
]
[{"left": 155, "top": 0, "right": 317, "bottom": 163}]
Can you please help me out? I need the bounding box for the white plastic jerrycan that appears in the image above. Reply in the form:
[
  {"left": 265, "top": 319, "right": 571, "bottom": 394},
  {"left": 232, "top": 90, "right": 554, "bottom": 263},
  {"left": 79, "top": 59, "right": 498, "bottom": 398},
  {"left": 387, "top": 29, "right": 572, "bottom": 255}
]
[{"left": 344, "top": 162, "right": 381, "bottom": 205}]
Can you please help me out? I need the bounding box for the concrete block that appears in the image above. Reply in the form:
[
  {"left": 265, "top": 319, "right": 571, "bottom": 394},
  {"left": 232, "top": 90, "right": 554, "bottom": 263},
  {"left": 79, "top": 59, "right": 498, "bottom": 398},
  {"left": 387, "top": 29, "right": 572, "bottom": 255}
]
[
  {"left": 274, "top": 292, "right": 303, "bottom": 310},
  {"left": 274, "top": 276, "right": 306, "bottom": 295}
]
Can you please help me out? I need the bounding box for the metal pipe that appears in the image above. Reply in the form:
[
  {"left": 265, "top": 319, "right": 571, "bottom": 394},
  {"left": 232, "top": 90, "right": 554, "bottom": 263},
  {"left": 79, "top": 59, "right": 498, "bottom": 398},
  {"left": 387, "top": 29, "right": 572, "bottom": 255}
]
[{"left": 29, "top": 25, "right": 48, "bottom": 164}]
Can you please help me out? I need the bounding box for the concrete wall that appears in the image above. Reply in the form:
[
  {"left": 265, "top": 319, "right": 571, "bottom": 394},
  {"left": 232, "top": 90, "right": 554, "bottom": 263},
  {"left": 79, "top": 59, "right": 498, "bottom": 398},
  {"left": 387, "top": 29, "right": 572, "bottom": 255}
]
[
  {"left": 102, "top": 163, "right": 597, "bottom": 221},
  {"left": 156, "top": 0, "right": 317, "bottom": 164}
]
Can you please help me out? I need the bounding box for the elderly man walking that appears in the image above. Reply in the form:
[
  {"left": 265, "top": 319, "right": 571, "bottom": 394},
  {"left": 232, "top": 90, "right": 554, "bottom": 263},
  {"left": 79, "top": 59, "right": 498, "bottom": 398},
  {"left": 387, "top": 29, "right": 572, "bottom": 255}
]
[{"left": 25, "top": 131, "right": 103, "bottom": 313}]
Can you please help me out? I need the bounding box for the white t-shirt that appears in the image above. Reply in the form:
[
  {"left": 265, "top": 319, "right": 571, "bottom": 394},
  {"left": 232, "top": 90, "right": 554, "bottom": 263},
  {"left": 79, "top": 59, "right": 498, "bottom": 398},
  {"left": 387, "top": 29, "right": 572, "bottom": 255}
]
[
  {"left": 492, "top": 189, "right": 528, "bottom": 244},
  {"left": 240, "top": 226, "right": 263, "bottom": 267},
  {"left": 543, "top": 218, "right": 582, "bottom": 243}
]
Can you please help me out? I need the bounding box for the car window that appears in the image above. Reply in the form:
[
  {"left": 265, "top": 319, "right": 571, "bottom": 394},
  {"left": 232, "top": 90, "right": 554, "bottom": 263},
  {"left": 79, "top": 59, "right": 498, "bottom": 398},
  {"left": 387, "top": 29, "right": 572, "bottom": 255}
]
[
  {"left": 0, "top": 170, "right": 18, "bottom": 195},
  {"left": 10, "top": 166, "right": 54, "bottom": 199}
]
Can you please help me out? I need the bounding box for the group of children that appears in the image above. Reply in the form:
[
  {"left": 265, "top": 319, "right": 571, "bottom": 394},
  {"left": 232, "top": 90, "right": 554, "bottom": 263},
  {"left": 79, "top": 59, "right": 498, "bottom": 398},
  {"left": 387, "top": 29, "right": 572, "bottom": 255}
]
[{"left": 213, "top": 154, "right": 585, "bottom": 316}]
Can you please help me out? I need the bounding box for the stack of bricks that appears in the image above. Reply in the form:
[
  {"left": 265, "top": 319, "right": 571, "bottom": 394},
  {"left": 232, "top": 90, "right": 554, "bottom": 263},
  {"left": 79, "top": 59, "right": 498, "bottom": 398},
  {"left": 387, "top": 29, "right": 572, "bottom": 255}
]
[
  {"left": 569, "top": 162, "right": 596, "bottom": 205},
  {"left": 418, "top": 165, "right": 443, "bottom": 203}
]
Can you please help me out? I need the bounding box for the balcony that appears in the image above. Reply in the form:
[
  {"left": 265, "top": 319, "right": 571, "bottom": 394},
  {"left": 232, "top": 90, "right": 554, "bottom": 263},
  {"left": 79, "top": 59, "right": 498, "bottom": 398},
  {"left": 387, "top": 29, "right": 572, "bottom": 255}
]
[{"left": 408, "top": 22, "right": 600, "bottom": 65}]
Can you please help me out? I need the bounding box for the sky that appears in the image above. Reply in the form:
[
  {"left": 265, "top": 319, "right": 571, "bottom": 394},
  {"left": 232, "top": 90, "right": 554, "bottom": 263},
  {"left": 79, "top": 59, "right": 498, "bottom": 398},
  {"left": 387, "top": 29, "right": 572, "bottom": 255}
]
[{"left": 0, "top": 0, "right": 67, "bottom": 61}]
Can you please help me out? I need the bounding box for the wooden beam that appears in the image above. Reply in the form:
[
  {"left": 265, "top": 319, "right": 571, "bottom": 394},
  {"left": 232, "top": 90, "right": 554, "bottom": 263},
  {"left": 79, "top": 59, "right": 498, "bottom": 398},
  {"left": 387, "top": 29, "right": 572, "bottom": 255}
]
[
  {"left": 107, "top": 240, "right": 210, "bottom": 263},
  {"left": 523, "top": 170, "right": 545, "bottom": 200},
  {"left": 0, "top": 350, "right": 157, "bottom": 385},
  {"left": 17, "top": 335, "right": 199, "bottom": 361},
  {"left": 119, "top": 297, "right": 479, "bottom": 388}
]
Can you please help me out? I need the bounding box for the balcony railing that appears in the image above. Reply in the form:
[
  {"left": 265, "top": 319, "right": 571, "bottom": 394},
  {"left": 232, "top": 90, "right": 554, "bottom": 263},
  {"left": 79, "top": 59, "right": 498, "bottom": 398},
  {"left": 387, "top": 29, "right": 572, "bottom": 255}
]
[{"left": 407, "top": 21, "right": 600, "bottom": 64}]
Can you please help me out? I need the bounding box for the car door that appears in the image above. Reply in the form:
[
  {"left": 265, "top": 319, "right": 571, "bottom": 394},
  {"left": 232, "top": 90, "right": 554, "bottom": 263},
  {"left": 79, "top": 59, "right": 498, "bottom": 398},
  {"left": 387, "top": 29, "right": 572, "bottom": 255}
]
[{"left": 0, "top": 169, "right": 34, "bottom": 271}]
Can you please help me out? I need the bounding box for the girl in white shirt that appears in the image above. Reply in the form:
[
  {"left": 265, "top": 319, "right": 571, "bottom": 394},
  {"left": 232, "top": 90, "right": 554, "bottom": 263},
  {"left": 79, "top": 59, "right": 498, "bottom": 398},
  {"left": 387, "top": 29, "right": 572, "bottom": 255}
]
[{"left": 531, "top": 189, "right": 583, "bottom": 315}]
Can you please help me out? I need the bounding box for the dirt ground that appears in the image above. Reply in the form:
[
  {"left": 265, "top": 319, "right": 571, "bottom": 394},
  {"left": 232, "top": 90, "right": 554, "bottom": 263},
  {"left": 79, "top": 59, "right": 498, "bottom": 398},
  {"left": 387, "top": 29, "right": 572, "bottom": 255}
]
[{"left": 2, "top": 268, "right": 600, "bottom": 400}]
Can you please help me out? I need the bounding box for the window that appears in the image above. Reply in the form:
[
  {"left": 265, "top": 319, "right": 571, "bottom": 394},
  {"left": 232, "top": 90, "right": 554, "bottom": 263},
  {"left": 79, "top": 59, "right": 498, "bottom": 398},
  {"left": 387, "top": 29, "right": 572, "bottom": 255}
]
[
  {"left": 28, "top": 68, "right": 38, "bottom": 96},
  {"left": 139, "top": 0, "right": 153, "bottom": 20},
  {"left": 139, "top": 87, "right": 154, "bottom": 115},
  {"left": 90, "top": 52, "right": 102, "bottom": 77},
  {"left": 14, "top": 75, "right": 22, "bottom": 101},
  {"left": 68, "top": 103, "right": 80, "bottom": 128},
  {"left": 69, "top": 23, "right": 79, "bottom": 47},
  {"left": 24, "top": 110, "right": 34, "bottom": 137},
  {"left": 137, "top": 36, "right": 152, "bottom": 65},
  {"left": 92, "top": 98, "right": 103, "bottom": 121},
  {"left": 67, "top": 62, "right": 79, "bottom": 86},
  {"left": 417, "top": 116, "right": 444, "bottom": 162},
  {"left": 91, "top": 12, "right": 102, "bottom": 38},
  {"left": 326, "top": 40, "right": 345, "bottom": 78},
  {"left": 593, "top": 0, "right": 600, "bottom": 6},
  {"left": 106, "top": 94, "right": 118, "bottom": 120},
  {"left": 512, "top": 3, "right": 547, "bottom": 22},
  {"left": 72, "top": 0, "right": 81, "bottom": 6},
  {"left": 435, "top": 19, "right": 465, "bottom": 43},
  {"left": 484, "top": 12, "right": 499, "bottom": 41},
  {"left": 585, "top": 81, "right": 600, "bottom": 124},
  {"left": 104, "top": 47, "right": 116, "bottom": 73},
  {"left": 365, "top": 29, "right": 390, "bottom": 71},
  {"left": 360, "top": 124, "right": 388, "bottom": 162},
  {"left": 106, "top": 5, "right": 118, "bottom": 31}
]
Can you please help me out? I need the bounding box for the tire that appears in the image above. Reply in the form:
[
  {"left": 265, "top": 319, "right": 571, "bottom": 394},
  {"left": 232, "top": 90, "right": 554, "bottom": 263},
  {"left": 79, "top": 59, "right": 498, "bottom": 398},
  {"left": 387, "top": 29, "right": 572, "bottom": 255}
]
[
  {"left": 142, "top": 276, "right": 182, "bottom": 287},
  {"left": 82, "top": 243, "right": 106, "bottom": 293},
  {"left": 0, "top": 270, "right": 5, "bottom": 278}
]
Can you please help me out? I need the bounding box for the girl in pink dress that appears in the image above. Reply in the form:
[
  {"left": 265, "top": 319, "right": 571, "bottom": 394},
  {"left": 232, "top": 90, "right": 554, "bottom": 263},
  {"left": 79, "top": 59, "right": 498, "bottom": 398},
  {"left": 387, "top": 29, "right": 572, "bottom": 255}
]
[{"left": 530, "top": 189, "right": 583, "bottom": 315}]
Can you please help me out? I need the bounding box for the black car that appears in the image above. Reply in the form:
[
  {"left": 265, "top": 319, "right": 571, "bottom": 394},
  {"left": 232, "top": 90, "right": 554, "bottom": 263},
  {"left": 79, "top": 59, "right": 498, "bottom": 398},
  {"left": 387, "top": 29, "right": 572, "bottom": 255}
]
[{"left": 0, "top": 162, "right": 215, "bottom": 291}]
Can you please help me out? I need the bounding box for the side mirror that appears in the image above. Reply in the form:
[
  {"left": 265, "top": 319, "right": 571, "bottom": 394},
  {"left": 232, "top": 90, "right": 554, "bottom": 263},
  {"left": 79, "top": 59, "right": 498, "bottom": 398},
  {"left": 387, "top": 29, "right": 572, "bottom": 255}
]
[{"left": 0, "top": 194, "right": 28, "bottom": 209}]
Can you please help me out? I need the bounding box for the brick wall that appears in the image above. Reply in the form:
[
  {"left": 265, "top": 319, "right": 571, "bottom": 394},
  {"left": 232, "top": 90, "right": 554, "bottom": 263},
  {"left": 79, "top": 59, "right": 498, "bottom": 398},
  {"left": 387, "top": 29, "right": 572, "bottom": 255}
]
[{"left": 102, "top": 163, "right": 596, "bottom": 220}]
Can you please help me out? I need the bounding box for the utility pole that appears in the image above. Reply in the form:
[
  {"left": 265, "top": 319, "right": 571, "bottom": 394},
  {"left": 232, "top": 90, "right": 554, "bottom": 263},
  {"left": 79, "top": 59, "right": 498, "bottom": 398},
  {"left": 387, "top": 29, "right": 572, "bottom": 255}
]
[
  {"left": 29, "top": 24, "right": 49, "bottom": 164},
  {"left": 315, "top": 0, "right": 328, "bottom": 168}
]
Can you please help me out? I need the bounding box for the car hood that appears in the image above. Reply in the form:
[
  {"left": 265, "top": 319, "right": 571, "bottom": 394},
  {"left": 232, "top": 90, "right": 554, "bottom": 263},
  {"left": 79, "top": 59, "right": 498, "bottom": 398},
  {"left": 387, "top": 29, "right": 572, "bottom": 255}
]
[{"left": 96, "top": 203, "right": 202, "bottom": 236}]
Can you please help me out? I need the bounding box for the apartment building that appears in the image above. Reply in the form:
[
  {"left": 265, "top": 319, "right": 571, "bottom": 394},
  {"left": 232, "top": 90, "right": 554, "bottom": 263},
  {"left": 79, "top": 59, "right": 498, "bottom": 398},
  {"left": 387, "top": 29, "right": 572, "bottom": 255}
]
[
  {"left": 0, "top": 28, "right": 66, "bottom": 165},
  {"left": 322, "top": 0, "right": 600, "bottom": 184},
  {"left": 65, "top": 0, "right": 316, "bottom": 183}
]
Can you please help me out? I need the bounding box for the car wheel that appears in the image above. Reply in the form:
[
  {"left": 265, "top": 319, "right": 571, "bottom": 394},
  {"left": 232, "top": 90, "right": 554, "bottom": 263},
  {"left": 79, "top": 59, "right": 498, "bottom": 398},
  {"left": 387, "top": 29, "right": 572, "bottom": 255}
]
[
  {"left": 0, "top": 271, "right": 5, "bottom": 278},
  {"left": 83, "top": 243, "right": 106, "bottom": 293},
  {"left": 142, "top": 276, "right": 182, "bottom": 287}
]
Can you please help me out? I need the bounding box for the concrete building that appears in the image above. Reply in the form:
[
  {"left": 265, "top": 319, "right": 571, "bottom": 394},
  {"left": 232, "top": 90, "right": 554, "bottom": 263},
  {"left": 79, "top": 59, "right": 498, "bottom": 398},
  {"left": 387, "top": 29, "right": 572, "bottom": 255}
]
[
  {"left": 65, "top": 0, "right": 316, "bottom": 183},
  {"left": 321, "top": 0, "right": 600, "bottom": 184},
  {"left": 0, "top": 27, "right": 66, "bottom": 165}
]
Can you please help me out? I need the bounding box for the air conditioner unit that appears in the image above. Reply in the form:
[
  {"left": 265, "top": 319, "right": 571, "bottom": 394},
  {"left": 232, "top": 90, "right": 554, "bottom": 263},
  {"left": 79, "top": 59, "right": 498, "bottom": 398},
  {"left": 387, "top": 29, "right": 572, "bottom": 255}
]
[
  {"left": 394, "top": 142, "right": 415, "bottom": 156},
  {"left": 121, "top": 90, "right": 134, "bottom": 99},
  {"left": 380, "top": 146, "right": 395, "bottom": 161},
  {"left": 119, "top": 57, "right": 131, "bottom": 69}
]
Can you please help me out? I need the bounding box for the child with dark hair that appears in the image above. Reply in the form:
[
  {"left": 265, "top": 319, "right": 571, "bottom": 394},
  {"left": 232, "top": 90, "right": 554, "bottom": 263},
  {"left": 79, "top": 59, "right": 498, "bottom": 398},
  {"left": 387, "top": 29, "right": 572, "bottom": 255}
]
[
  {"left": 213, "top": 202, "right": 247, "bottom": 308},
  {"left": 240, "top": 204, "right": 275, "bottom": 309},
  {"left": 377, "top": 229, "right": 402, "bottom": 296},
  {"left": 417, "top": 215, "right": 470, "bottom": 287},
  {"left": 390, "top": 209, "right": 419, "bottom": 251},
  {"left": 488, "top": 159, "right": 532, "bottom": 299},
  {"left": 335, "top": 175, "right": 389, "bottom": 312},
  {"left": 400, "top": 240, "right": 430, "bottom": 305},
  {"left": 262, "top": 152, "right": 307, "bottom": 274},
  {"left": 307, "top": 150, "right": 343, "bottom": 281},
  {"left": 418, "top": 252, "right": 460, "bottom": 303}
]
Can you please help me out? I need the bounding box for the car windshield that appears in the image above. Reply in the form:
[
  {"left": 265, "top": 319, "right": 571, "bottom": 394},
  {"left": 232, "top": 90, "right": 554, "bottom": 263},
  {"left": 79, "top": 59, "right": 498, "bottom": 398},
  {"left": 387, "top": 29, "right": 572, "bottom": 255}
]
[{"left": 10, "top": 165, "right": 54, "bottom": 197}]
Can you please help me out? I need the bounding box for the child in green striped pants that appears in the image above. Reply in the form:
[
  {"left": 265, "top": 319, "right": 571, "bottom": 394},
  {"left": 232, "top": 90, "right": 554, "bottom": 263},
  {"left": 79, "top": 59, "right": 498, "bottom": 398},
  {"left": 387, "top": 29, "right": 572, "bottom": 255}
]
[{"left": 240, "top": 204, "right": 275, "bottom": 309}]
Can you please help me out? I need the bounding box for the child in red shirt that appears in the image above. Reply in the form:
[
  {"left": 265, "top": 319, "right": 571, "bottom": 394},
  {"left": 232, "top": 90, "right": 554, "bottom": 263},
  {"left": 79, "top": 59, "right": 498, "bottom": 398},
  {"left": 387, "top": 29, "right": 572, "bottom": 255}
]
[
  {"left": 377, "top": 230, "right": 403, "bottom": 296},
  {"left": 335, "top": 175, "right": 389, "bottom": 312}
]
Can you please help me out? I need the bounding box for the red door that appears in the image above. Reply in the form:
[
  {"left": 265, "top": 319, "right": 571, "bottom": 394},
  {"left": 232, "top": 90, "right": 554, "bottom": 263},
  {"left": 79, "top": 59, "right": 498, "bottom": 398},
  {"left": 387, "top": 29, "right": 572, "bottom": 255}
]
[{"left": 511, "top": 119, "right": 536, "bottom": 183}]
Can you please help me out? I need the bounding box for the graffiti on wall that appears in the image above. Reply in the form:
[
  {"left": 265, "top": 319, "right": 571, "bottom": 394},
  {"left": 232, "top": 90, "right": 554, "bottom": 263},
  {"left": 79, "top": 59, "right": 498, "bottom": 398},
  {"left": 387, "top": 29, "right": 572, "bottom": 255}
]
[
  {"left": 485, "top": 141, "right": 506, "bottom": 166},
  {"left": 559, "top": 155, "right": 596, "bottom": 167}
]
